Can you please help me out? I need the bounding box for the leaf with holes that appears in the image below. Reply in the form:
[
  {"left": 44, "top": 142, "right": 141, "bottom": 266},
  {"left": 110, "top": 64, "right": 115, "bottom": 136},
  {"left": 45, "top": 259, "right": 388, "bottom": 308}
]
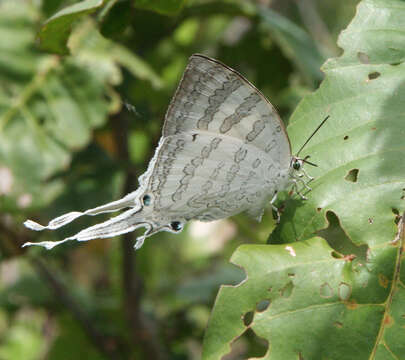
[{"left": 203, "top": 0, "right": 405, "bottom": 359}]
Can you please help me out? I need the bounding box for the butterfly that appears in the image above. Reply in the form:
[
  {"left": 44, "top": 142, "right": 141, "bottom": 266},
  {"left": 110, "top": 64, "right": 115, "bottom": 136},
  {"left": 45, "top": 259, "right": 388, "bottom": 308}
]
[{"left": 23, "top": 54, "right": 324, "bottom": 250}]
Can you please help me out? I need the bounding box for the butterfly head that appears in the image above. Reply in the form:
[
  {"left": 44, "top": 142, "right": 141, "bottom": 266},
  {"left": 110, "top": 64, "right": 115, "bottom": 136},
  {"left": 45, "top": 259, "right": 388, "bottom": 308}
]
[
  {"left": 291, "top": 157, "right": 303, "bottom": 171},
  {"left": 290, "top": 155, "right": 317, "bottom": 172}
]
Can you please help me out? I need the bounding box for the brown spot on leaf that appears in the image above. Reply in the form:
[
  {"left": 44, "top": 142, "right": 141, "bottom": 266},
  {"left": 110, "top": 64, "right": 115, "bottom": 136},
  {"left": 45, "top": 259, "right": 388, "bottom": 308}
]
[
  {"left": 343, "top": 135, "right": 349, "bottom": 140},
  {"left": 378, "top": 274, "right": 389, "bottom": 288},
  {"left": 334, "top": 321, "right": 343, "bottom": 328},
  {"left": 368, "top": 217, "right": 373, "bottom": 224},
  {"left": 384, "top": 314, "right": 394, "bottom": 327},
  {"left": 345, "top": 300, "right": 358, "bottom": 310}
]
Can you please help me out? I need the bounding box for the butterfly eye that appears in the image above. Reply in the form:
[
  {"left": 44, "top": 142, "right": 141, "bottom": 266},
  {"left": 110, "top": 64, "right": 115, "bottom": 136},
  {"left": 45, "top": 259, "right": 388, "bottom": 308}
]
[
  {"left": 142, "top": 194, "right": 152, "bottom": 206},
  {"left": 292, "top": 160, "right": 301, "bottom": 171},
  {"left": 170, "top": 221, "right": 183, "bottom": 232}
]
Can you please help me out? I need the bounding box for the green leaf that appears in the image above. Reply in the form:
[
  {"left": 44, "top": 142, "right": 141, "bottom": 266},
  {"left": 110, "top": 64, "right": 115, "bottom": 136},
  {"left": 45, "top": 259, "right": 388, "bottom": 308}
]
[
  {"left": 133, "top": 0, "right": 187, "bottom": 15},
  {"left": 38, "top": 0, "right": 104, "bottom": 55},
  {"left": 204, "top": 0, "right": 405, "bottom": 358},
  {"left": 0, "top": 3, "right": 112, "bottom": 212},
  {"left": 258, "top": 6, "right": 324, "bottom": 87},
  {"left": 203, "top": 238, "right": 396, "bottom": 359}
]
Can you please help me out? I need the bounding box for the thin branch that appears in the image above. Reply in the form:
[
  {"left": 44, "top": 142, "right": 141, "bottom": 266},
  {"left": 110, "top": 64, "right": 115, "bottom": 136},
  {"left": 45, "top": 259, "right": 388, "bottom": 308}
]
[{"left": 111, "top": 111, "right": 168, "bottom": 360}]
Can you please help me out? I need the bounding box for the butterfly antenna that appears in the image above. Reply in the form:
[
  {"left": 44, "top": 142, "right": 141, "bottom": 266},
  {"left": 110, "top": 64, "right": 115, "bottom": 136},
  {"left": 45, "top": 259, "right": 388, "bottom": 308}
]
[
  {"left": 302, "top": 155, "right": 318, "bottom": 167},
  {"left": 296, "top": 115, "right": 330, "bottom": 156}
]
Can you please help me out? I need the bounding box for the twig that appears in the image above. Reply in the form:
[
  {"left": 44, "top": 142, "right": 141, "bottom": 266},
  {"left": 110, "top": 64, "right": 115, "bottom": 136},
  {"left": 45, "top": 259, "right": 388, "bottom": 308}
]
[{"left": 111, "top": 111, "right": 168, "bottom": 360}]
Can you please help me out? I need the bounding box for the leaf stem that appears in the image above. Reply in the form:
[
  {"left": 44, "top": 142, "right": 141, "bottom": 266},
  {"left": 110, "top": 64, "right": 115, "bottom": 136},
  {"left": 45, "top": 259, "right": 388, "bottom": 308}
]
[{"left": 0, "top": 56, "right": 59, "bottom": 131}]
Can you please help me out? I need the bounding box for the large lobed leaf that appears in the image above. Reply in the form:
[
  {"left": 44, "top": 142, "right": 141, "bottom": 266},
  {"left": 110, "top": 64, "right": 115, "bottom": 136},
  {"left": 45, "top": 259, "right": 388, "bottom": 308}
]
[{"left": 203, "top": 0, "right": 405, "bottom": 359}]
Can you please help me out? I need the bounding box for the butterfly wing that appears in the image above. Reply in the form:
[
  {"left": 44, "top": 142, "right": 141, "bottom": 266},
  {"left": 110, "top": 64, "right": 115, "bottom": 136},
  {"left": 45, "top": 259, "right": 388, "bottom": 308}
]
[
  {"left": 163, "top": 54, "right": 291, "bottom": 166},
  {"left": 23, "top": 54, "right": 292, "bottom": 250}
]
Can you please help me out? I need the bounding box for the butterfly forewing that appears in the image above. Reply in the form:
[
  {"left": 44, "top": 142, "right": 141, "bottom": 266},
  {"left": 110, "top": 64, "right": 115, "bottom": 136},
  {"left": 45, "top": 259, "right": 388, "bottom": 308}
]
[{"left": 163, "top": 55, "right": 291, "bottom": 167}]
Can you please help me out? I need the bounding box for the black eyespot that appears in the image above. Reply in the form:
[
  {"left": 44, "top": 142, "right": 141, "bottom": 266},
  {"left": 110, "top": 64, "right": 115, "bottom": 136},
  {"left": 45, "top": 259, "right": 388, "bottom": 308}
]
[
  {"left": 170, "top": 221, "right": 182, "bottom": 231},
  {"left": 292, "top": 160, "right": 301, "bottom": 171},
  {"left": 142, "top": 194, "right": 151, "bottom": 206}
]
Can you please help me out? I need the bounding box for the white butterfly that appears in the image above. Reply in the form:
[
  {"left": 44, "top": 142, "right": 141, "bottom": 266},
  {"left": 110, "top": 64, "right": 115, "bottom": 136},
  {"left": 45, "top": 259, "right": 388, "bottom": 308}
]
[{"left": 23, "top": 54, "right": 319, "bottom": 250}]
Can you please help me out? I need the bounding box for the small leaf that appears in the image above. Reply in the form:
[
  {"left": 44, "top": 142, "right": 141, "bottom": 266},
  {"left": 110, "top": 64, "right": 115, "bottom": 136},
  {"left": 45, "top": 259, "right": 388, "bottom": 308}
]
[{"left": 38, "top": 0, "right": 104, "bottom": 55}]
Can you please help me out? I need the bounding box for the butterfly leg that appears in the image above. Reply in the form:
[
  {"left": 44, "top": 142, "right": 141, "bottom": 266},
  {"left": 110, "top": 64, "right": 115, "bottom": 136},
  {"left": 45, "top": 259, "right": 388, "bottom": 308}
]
[
  {"left": 301, "top": 168, "right": 314, "bottom": 182},
  {"left": 292, "top": 174, "right": 312, "bottom": 192},
  {"left": 291, "top": 179, "right": 308, "bottom": 200},
  {"left": 270, "top": 192, "right": 281, "bottom": 223}
]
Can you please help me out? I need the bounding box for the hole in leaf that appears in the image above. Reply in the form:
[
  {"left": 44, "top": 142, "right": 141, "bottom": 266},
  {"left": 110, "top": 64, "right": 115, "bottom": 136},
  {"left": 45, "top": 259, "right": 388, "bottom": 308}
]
[
  {"left": 221, "top": 328, "right": 269, "bottom": 360},
  {"left": 280, "top": 281, "right": 294, "bottom": 298},
  {"left": 345, "top": 169, "right": 359, "bottom": 183},
  {"left": 343, "top": 135, "right": 349, "bottom": 140},
  {"left": 357, "top": 51, "right": 370, "bottom": 64},
  {"left": 392, "top": 208, "right": 401, "bottom": 225},
  {"left": 368, "top": 71, "right": 380, "bottom": 80},
  {"left": 243, "top": 311, "right": 254, "bottom": 327},
  {"left": 378, "top": 274, "right": 389, "bottom": 288},
  {"left": 256, "top": 299, "right": 270, "bottom": 312},
  {"left": 368, "top": 217, "right": 373, "bottom": 224},
  {"left": 317, "top": 211, "right": 368, "bottom": 263},
  {"left": 220, "top": 263, "right": 247, "bottom": 286}
]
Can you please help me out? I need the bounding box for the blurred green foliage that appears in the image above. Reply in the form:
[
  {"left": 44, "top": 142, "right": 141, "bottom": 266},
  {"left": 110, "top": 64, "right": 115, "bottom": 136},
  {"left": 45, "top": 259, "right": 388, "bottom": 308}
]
[{"left": 0, "top": 0, "right": 375, "bottom": 359}]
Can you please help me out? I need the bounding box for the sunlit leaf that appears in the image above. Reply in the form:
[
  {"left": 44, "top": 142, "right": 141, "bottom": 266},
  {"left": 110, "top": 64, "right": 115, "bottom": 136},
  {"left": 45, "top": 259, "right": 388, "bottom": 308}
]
[{"left": 204, "top": 0, "right": 405, "bottom": 358}]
